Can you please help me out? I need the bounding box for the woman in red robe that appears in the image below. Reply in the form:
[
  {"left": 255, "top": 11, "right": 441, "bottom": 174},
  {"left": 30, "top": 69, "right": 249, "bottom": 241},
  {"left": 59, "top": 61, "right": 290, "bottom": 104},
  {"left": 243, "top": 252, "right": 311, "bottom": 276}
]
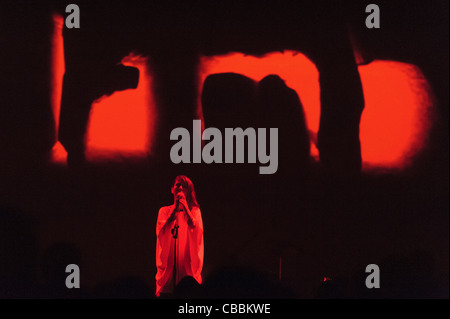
[{"left": 155, "top": 175, "right": 204, "bottom": 297}]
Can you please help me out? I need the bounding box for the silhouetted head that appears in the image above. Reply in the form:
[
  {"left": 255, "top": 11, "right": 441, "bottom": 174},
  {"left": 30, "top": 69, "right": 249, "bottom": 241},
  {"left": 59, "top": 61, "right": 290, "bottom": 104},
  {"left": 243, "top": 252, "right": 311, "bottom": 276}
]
[{"left": 171, "top": 175, "right": 199, "bottom": 210}]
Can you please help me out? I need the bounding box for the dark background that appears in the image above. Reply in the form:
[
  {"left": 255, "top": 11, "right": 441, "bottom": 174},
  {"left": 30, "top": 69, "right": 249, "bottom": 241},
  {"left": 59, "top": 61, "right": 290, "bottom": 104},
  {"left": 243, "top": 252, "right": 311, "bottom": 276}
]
[{"left": 0, "top": 0, "right": 448, "bottom": 298}]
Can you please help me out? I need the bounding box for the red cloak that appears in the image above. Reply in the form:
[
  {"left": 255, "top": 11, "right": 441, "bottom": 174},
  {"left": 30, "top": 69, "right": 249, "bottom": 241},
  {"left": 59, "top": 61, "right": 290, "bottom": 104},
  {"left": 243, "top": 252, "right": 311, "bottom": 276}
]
[{"left": 155, "top": 204, "right": 204, "bottom": 296}]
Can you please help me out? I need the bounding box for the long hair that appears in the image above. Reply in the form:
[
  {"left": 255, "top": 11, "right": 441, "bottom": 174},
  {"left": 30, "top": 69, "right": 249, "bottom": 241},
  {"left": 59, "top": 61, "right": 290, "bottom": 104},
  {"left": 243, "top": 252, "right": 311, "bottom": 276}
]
[{"left": 174, "top": 175, "right": 200, "bottom": 210}]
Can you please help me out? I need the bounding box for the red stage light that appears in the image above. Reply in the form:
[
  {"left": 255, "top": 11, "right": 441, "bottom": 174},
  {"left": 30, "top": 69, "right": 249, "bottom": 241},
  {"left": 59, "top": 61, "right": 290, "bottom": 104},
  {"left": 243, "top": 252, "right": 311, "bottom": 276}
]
[
  {"left": 50, "top": 14, "right": 67, "bottom": 163},
  {"left": 198, "top": 52, "right": 434, "bottom": 170},
  {"left": 198, "top": 51, "right": 321, "bottom": 159},
  {"left": 50, "top": 15, "right": 156, "bottom": 163},
  {"left": 85, "top": 53, "right": 155, "bottom": 161},
  {"left": 358, "top": 60, "right": 434, "bottom": 170},
  {"left": 51, "top": 15, "right": 434, "bottom": 170}
]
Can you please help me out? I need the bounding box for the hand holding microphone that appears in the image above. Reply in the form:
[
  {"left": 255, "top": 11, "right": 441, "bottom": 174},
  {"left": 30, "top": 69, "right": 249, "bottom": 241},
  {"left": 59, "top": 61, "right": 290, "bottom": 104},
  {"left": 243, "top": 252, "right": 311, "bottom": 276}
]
[
  {"left": 170, "top": 192, "right": 185, "bottom": 223},
  {"left": 176, "top": 192, "right": 188, "bottom": 210}
]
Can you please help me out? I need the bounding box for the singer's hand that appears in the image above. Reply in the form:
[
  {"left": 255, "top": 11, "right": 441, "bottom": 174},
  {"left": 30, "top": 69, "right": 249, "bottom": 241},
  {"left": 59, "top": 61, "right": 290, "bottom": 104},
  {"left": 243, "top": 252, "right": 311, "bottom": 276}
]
[
  {"left": 174, "top": 192, "right": 182, "bottom": 206},
  {"left": 176, "top": 192, "right": 188, "bottom": 210}
]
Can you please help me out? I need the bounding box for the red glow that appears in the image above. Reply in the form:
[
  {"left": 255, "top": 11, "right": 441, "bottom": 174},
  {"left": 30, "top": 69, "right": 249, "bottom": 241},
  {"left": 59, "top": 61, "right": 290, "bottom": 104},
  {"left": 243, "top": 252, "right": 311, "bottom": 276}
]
[
  {"left": 50, "top": 15, "right": 156, "bottom": 163},
  {"left": 358, "top": 60, "right": 434, "bottom": 169},
  {"left": 51, "top": 16, "right": 434, "bottom": 170},
  {"left": 198, "top": 51, "right": 321, "bottom": 158},
  {"left": 85, "top": 54, "right": 156, "bottom": 161},
  {"left": 198, "top": 52, "right": 434, "bottom": 170},
  {"left": 50, "top": 14, "right": 67, "bottom": 163}
]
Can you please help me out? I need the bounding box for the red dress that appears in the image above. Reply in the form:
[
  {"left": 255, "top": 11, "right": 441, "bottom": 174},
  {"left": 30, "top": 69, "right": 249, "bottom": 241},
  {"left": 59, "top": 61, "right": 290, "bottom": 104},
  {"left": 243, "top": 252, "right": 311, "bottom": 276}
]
[{"left": 155, "top": 204, "right": 204, "bottom": 296}]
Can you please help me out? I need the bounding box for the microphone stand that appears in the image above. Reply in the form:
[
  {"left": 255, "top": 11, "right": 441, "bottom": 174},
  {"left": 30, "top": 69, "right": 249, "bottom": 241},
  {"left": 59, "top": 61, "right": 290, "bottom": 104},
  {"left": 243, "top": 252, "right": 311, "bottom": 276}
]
[{"left": 171, "top": 222, "right": 179, "bottom": 292}]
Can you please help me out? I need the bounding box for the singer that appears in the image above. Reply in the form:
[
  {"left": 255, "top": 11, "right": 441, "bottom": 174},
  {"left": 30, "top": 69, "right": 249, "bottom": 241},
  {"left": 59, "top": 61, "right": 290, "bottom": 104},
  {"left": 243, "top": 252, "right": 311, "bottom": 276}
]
[{"left": 155, "top": 175, "right": 204, "bottom": 297}]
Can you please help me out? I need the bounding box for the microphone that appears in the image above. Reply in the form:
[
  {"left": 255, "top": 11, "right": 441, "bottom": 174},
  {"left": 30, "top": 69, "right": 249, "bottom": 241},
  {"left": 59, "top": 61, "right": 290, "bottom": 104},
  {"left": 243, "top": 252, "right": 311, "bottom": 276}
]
[{"left": 175, "top": 193, "right": 184, "bottom": 211}]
